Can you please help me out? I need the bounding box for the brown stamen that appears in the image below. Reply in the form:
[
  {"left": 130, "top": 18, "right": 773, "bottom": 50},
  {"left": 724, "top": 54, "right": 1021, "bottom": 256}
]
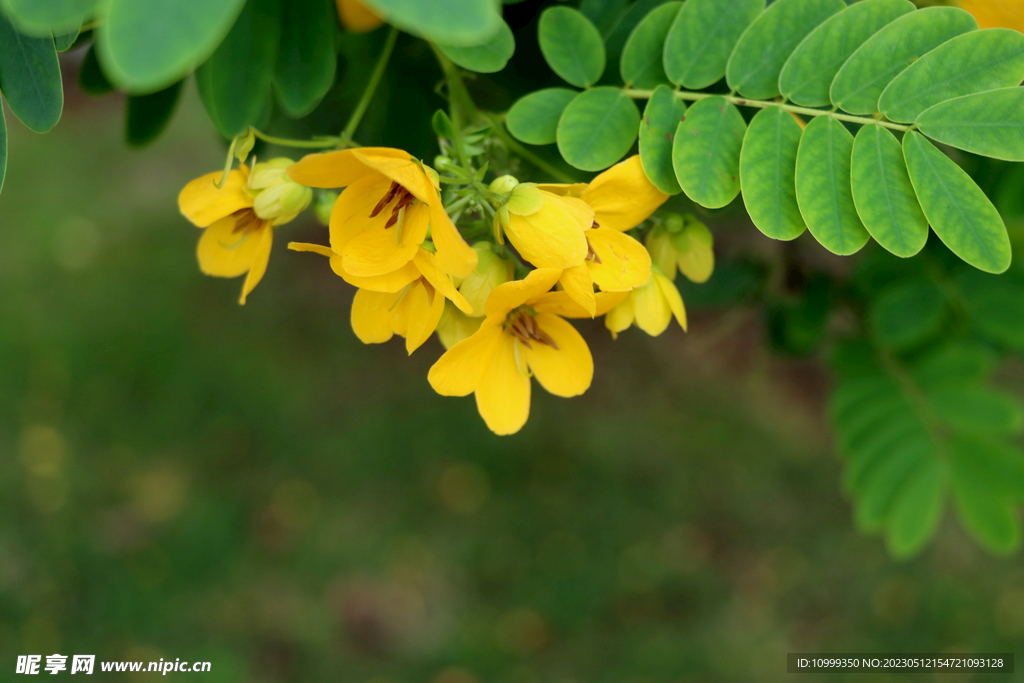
[
  {"left": 231, "top": 208, "right": 265, "bottom": 235},
  {"left": 506, "top": 311, "right": 559, "bottom": 350},
  {"left": 591, "top": 220, "right": 600, "bottom": 229},
  {"left": 370, "top": 182, "right": 417, "bottom": 231},
  {"left": 586, "top": 239, "right": 602, "bottom": 264},
  {"left": 370, "top": 182, "right": 401, "bottom": 218}
]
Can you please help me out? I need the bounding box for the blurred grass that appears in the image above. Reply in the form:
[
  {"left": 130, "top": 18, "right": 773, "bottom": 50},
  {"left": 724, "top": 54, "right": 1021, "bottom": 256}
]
[{"left": 1, "top": 84, "right": 1023, "bottom": 683}]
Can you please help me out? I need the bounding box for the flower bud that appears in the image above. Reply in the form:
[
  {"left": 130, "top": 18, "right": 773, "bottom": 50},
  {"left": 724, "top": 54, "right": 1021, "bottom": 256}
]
[
  {"left": 645, "top": 217, "right": 714, "bottom": 283},
  {"left": 314, "top": 191, "right": 338, "bottom": 226},
  {"left": 458, "top": 242, "right": 514, "bottom": 316},
  {"left": 645, "top": 228, "right": 677, "bottom": 278},
  {"left": 436, "top": 301, "right": 484, "bottom": 349},
  {"left": 250, "top": 158, "right": 313, "bottom": 225},
  {"left": 234, "top": 128, "right": 256, "bottom": 162},
  {"left": 489, "top": 174, "right": 520, "bottom": 195}
]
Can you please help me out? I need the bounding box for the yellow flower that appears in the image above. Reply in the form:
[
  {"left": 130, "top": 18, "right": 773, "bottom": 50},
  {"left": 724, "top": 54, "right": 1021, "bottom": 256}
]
[
  {"left": 559, "top": 225, "right": 652, "bottom": 317},
  {"left": 178, "top": 159, "right": 311, "bottom": 304},
  {"left": 492, "top": 179, "right": 592, "bottom": 269},
  {"left": 290, "top": 243, "right": 473, "bottom": 354},
  {"left": 336, "top": 0, "right": 384, "bottom": 32},
  {"left": 540, "top": 155, "right": 669, "bottom": 232},
  {"left": 645, "top": 215, "right": 714, "bottom": 284},
  {"left": 287, "top": 147, "right": 477, "bottom": 280},
  {"left": 957, "top": 0, "right": 1024, "bottom": 31},
  {"left": 605, "top": 270, "right": 688, "bottom": 338},
  {"left": 428, "top": 268, "right": 626, "bottom": 435}
]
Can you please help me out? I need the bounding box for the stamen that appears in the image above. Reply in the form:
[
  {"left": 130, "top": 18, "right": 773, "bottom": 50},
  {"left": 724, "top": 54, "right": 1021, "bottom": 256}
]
[
  {"left": 586, "top": 239, "right": 602, "bottom": 264},
  {"left": 231, "top": 208, "right": 265, "bottom": 235},
  {"left": 505, "top": 311, "right": 559, "bottom": 350},
  {"left": 370, "top": 182, "right": 401, "bottom": 218},
  {"left": 513, "top": 339, "right": 532, "bottom": 377},
  {"left": 388, "top": 282, "right": 413, "bottom": 312}
]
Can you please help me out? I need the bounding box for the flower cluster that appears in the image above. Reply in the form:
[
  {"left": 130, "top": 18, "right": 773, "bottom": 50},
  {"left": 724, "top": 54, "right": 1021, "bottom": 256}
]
[{"left": 178, "top": 149, "right": 713, "bottom": 435}]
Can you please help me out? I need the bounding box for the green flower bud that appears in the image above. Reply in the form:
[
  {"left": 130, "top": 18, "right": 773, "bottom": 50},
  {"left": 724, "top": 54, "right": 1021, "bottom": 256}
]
[
  {"left": 437, "top": 301, "right": 484, "bottom": 349},
  {"left": 489, "top": 174, "right": 520, "bottom": 195},
  {"left": 234, "top": 128, "right": 256, "bottom": 162},
  {"left": 504, "top": 183, "right": 544, "bottom": 217},
  {"left": 458, "top": 242, "right": 514, "bottom": 316},
  {"left": 645, "top": 228, "right": 678, "bottom": 280},
  {"left": 250, "top": 158, "right": 312, "bottom": 224},
  {"left": 314, "top": 191, "right": 338, "bottom": 226},
  {"left": 662, "top": 213, "right": 685, "bottom": 234}
]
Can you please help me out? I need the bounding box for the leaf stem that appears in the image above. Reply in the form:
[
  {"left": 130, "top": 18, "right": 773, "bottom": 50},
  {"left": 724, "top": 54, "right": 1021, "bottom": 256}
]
[
  {"left": 251, "top": 130, "right": 342, "bottom": 148},
  {"left": 622, "top": 89, "right": 911, "bottom": 132},
  {"left": 340, "top": 26, "right": 399, "bottom": 144},
  {"left": 484, "top": 113, "right": 577, "bottom": 183}
]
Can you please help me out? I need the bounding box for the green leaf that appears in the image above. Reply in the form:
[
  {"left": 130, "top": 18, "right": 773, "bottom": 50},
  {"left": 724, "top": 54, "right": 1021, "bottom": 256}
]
[
  {"left": 951, "top": 443, "right": 1021, "bottom": 554},
  {"left": 0, "top": 0, "right": 97, "bottom": 36},
  {"left": 903, "top": 131, "right": 1011, "bottom": 274},
  {"left": 663, "top": 0, "right": 762, "bottom": 90},
  {"left": 438, "top": 19, "right": 515, "bottom": 74},
  {"left": 850, "top": 124, "right": 928, "bottom": 258},
  {"left": 671, "top": 96, "right": 744, "bottom": 209},
  {"left": 739, "top": 107, "right": 806, "bottom": 241},
  {"left": 886, "top": 458, "right": 945, "bottom": 560},
  {"left": 0, "top": 103, "right": 6, "bottom": 195},
  {"left": 619, "top": 2, "right": 680, "bottom": 89},
  {"left": 779, "top": 0, "right": 912, "bottom": 108},
  {"left": 725, "top": 0, "right": 844, "bottom": 100},
  {"left": 538, "top": 7, "right": 605, "bottom": 89},
  {"left": 956, "top": 271, "right": 1024, "bottom": 347},
  {"left": 830, "top": 376, "right": 897, "bottom": 425},
  {"left": 363, "top": 0, "right": 500, "bottom": 47},
  {"left": 52, "top": 26, "right": 80, "bottom": 52},
  {"left": 126, "top": 80, "right": 183, "bottom": 147},
  {"left": 97, "top": 0, "right": 247, "bottom": 93},
  {"left": 195, "top": 0, "right": 281, "bottom": 139},
  {"left": 794, "top": 116, "right": 870, "bottom": 255},
  {"left": 845, "top": 416, "right": 927, "bottom": 493},
  {"left": 831, "top": 7, "right": 977, "bottom": 115},
  {"left": 506, "top": 88, "right": 577, "bottom": 146},
  {"left": 0, "top": 14, "right": 63, "bottom": 132},
  {"left": 638, "top": 85, "right": 685, "bottom": 195},
  {"left": 879, "top": 28, "right": 1024, "bottom": 124},
  {"left": 556, "top": 87, "right": 639, "bottom": 172},
  {"left": 912, "top": 342, "right": 997, "bottom": 392},
  {"left": 868, "top": 280, "right": 946, "bottom": 351},
  {"left": 580, "top": 0, "right": 629, "bottom": 37},
  {"left": 78, "top": 44, "right": 112, "bottom": 96},
  {"left": 856, "top": 439, "right": 932, "bottom": 532},
  {"left": 274, "top": 0, "right": 337, "bottom": 118},
  {"left": 916, "top": 88, "right": 1024, "bottom": 163},
  {"left": 930, "top": 387, "right": 1024, "bottom": 436}
]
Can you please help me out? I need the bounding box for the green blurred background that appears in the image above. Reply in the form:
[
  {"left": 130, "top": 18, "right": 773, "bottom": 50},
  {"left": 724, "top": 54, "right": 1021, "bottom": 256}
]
[{"left": 2, "top": 56, "right": 1024, "bottom": 683}]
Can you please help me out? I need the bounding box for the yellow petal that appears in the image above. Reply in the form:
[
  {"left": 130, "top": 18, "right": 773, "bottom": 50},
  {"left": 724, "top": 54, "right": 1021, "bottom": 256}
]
[
  {"left": 429, "top": 201, "right": 478, "bottom": 279},
  {"left": 533, "top": 289, "right": 628, "bottom": 318},
  {"left": 604, "top": 294, "right": 636, "bottom": 338},
  {"left": 287, "top": 150, "right": 375, "bottom": 189},
  {"left": 352, "top": 149, "right": 436, "bottom": 205},
  {"left": 404, "top": 282, "right": 446, "bottom": 354},
  {"left": 558, "top": 264, "right": 597, "bottom": 317},
  {"left": 582, "top": 155, "right": 668, "bottom": 231},
  {"left": 545, "top": 193, "right": 594, "bottom": 230},
  {"left": 475, "top": 333, "right": 531, "bottom": 435},
  {"left": 428, "top": 319, "right": 504, "bottom": 396},
  {"left": 655, "top": 272, "right": 688, "bottom": 332},
  {"left": 535, "top": 183, "right": 587, "bottom": 198},
  {"left": 341, "top": 219, "right": 420, "bottom": 277},
  {"left": 524, "top": 314, "right": 593, "bottom": 397},
  {"left": 336, "top": 0, "right": 384, "bottom": 31},
  {"left": 351, "top": 288, "right": 398, "bottom": 344},
  {"left": 484, "top": 267, "right": 562, "bottom": 318},
  {"left": 586, "top": 228, "right": 651, "bottom": 292},
  {"left": 197, "top": 216, "right": 265, "bottom": 278},
  {"left": 957, "top": 0, "right": 1024, "bottom": 31},
  {"left": 414, "top": 249, "right": 473, "bottom": 314},
  {"left": 329, "top": 174, "right": 394, "bottom": 253},
  {"left": 179, "top": 167, "right": 252, "bottom": 228},
  {"left": 632, "top": 277, "right": 672, "bottom": 336},
  {"left": 676, "top": 223, "right": 714, "bottom": 284},
  {"left": 239, "top": 225, "right": 273, "bottom": 305},
  {"left": 340, "top": 261, "right": 420, "bottom": 292},
  {"left": 288, "top": 241, "right": 336, "bottom": 258},
  {"left": 505, "top": 200, "right": 588, "bottom": 269}
]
